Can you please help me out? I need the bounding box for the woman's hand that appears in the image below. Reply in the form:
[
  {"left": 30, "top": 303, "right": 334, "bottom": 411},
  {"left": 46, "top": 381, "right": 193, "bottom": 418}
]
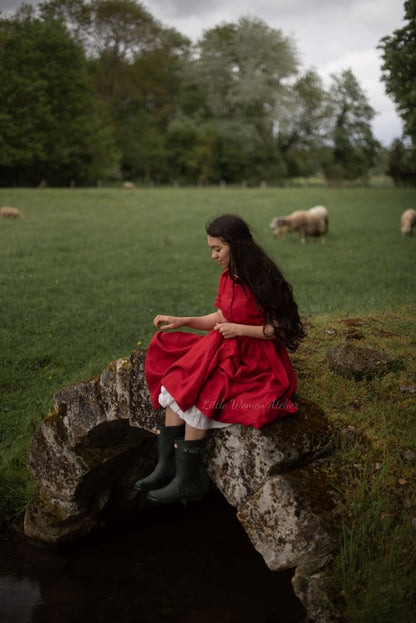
[
  {"left": 214, "top": 322, "right": 241, "bottom": 339},
  {"left": 153, "top": 315, "right": 184, "bottom": 331}
]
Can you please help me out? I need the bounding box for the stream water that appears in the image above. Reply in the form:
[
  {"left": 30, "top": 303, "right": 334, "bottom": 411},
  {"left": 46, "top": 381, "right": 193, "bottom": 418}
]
[{"left": 0, "top": 493, "right": 306, "bottom": 623}]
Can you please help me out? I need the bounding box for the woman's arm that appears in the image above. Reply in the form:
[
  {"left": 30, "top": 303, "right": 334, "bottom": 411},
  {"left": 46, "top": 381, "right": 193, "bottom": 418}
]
[
  {"left": 214, "top": 322, "right": 279, "bottom": 340},
  {"left": 153, "top": 311, "right": 223, "bottom": 332}
]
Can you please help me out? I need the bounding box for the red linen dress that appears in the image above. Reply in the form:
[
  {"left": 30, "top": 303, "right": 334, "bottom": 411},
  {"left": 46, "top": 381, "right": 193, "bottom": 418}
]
[{"left": 145, "top": 270, "right": 297, "bottom": 429}]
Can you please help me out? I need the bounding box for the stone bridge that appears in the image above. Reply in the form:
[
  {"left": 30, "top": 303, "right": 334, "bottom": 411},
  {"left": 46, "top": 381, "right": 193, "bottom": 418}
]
[{"left": 24, "top": 349, "right": 340, "bottom": 621}]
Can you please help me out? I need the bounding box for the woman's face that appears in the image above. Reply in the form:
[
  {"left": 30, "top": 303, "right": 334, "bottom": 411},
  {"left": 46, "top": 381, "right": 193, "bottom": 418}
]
[{"left": 207, "top": 235, "right": 230, "bottom": 269}]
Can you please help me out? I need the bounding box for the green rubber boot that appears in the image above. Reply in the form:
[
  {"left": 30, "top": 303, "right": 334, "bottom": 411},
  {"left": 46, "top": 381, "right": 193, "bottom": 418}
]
[
  {"left": 133, "top": 424, "right": 185, "bottom": 493},
  {"left": 146, "top": 438, "right": 207, "bottom": 505}
]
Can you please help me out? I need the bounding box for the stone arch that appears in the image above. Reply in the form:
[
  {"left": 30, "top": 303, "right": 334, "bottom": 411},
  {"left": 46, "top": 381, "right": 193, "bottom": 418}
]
[{"left": 24, "top": 349, "right": 340, "bottom": 620}]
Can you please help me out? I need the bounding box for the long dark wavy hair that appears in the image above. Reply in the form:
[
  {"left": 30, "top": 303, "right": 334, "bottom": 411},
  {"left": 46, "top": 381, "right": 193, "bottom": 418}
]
[{"left": 206, "top": 214, "right": 305, "bottom": 351}]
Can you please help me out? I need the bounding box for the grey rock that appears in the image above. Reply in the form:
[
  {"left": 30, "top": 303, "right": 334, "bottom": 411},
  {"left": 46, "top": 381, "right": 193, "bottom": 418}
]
[
  {"left": 237, "top": 466, "right": 339, "bottom": 571},
  {"left": 205, "top": 397, "right": 333, "bottom": 508},
  {"left": 326, "top": 342, "right": 399, "bottom": 380},
  {"left": 292, "top": 558, "right": 343, "bottom": 622}
]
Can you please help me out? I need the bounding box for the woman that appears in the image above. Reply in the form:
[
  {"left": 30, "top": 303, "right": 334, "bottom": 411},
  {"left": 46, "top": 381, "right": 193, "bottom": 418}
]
[{"left": 134, "top": 214, "right": 305, "bottom": 504}]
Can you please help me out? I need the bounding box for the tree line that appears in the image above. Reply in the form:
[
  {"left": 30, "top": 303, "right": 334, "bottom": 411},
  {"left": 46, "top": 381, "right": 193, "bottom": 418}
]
[{"left": 0, "top": 0, "right": 414, "bottom": 187}]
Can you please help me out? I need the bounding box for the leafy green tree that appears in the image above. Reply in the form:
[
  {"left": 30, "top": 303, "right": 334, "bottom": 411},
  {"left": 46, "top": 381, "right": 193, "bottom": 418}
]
[
  {"left": 387, "top": 138, "right": 416, "bottom": 186},
  {"left": 323, "top": 69, "right": 379, "bottom": 183},
  {"left": 379, "top": 0, "right": 416, "bottom": 146},
  {"left": 39, "top": 0, "right": 191, "bottom": 182},
  {"left": 176, "top": 16, "right": 298, "bottom": 183},
  {"left": 165, "top": 119, "right": 219, "bottom": 184},
  {"left": 196, "top": 17, "right": 298, "bottom": 121},
  {"left": 0, "top": 10, "right": 119, "bottom": 185},
  {"left": 112, "top": 25, "right": 190, "bottom": 181},
  {"left": 278, "top": 70, "right": 330, "bottom": 178},
  {"left": 81, "top": 0, "right": 161, "bottom": 111}
]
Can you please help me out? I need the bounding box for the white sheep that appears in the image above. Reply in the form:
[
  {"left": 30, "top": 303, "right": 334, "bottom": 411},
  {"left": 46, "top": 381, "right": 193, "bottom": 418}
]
[
  {"left": 270, "top": 205, "right": 329, "bottom": 233},
  {"left": 400, "top": 208, "right": 416, "bottom": 236},
  {"left": 1, "top": 206, "right": 24, "bottom": 220},
  {"left": 273, "top": 210, "right": 326, "bottom": 243}
]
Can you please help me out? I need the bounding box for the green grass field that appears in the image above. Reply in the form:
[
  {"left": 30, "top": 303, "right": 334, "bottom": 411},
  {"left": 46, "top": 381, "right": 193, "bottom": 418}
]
[{"left": 1, "top": 186, "right": 416, "bottom": 621}]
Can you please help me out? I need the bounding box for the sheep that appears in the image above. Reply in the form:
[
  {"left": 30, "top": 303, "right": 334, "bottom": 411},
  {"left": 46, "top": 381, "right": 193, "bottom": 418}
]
[
  {"left": 400, "top": 209, "right": 416, "bottom": 236},
  {"left": 123, "top": 181, "right": 135, "bottom": 189},
  {"left": 1, "top": 206, "right": 24, "bottom": 220},
  {"left": 270, "top": 205, "right": 329, "bottom": 233},
  {"left": 273, "top": 210, "right": 326, "bottom": 243}
]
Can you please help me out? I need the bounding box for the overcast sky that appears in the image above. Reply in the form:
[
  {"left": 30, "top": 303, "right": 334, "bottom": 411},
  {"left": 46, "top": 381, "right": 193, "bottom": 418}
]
[{"left": 1, "top": 0, "right": 407, "bottom": 145}]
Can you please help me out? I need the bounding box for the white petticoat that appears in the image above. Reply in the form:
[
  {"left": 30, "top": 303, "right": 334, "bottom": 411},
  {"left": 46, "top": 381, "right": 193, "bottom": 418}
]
[{"left": 159, "top": 385, "right": 232, "bottom": 430}]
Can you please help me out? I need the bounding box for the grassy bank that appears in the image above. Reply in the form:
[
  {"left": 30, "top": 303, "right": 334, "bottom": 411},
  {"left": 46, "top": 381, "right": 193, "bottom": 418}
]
[
  {"left": 1, "top": 187, "right": 415, "bottom": 620},
  {"left": 295, "top": 312, "right": 416, "bottom": 622}
]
